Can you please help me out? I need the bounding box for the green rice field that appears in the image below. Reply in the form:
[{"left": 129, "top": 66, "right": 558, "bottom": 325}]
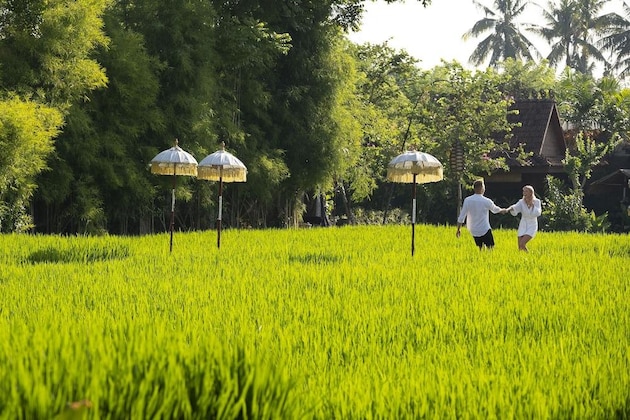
[{"left": 0, "top": 225, "right": 629, "bottom": 419}]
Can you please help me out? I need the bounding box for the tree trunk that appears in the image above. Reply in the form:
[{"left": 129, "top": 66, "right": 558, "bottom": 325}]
[{"left": 337, "top": 181, "right": 356, "bottom": 225}]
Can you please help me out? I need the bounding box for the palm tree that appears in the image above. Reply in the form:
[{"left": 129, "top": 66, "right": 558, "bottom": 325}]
[
  {"left": 463, "top": 0, "right": 541, "bottom": 67},
  {"left": 574, "top": 0, "right": 623, "bottom": 73},
  {"left": 530, "top": 0, "right": 623, "bottom": 74},
  {"left": 599, "top": 1, "right": 630, "bottom": 78},
  {"left": 529, "top": 0, "right": 579, "bottom": 68}
]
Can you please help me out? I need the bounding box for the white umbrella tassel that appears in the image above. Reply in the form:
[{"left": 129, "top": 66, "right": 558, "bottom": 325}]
[
  {"left": 217, "top": 167, "right": 223, "bottom": 248},
  {"left": 412, "top": 198, "right": 416, "bottom": 224},
  {"left": 412, "top": 174, "right": 417, "bottom": 256},
  {"left": 169, "top": 172, "right": 176, "bottom": 253}
]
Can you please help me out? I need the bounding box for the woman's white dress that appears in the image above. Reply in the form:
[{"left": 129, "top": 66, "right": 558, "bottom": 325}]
[{"left": 510, "top": 198, "right": 542, "bottom": 237}]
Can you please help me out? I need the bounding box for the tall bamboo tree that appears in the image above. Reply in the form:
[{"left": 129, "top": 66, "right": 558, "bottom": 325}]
[
  {"left": 34, "top": 11, "right": 165, "bottom": 234},
  {"left": 0, "top": 0, "right": 110, "bottom": 232}
]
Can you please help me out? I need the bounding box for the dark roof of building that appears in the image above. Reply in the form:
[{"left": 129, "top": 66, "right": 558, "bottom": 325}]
[
  {"left": 499, "top": 99, "right": 566, "bottom": 168},
  {"left": 588, "top": 169, "right": 630, "bottom": 192}
]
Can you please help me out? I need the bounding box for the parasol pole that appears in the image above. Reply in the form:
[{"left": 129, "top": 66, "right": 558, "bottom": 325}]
[
  {"left": 217, "top": 166, "right": 223, "bottom": 248},
  {"left": 411, "top": 173, "right": 417, "bottom": 256},
  {"left": 169, "top": 166, "right": 177, "bottom": 253}
]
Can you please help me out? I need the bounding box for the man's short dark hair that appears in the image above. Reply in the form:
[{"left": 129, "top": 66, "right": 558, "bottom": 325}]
[{"left": 473, "top": 179, "right": 484, "bottom": 192}]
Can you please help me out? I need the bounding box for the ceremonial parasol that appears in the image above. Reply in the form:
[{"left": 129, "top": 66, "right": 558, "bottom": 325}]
[
  {"left": 197, "top": 142, "right": 247, "bottom": 248},
  {"left": 387, "top": 150, "right": 444, "bottom": 256},
  {"left": 150, "top": 139, "right": 198, "bottom": 253}
]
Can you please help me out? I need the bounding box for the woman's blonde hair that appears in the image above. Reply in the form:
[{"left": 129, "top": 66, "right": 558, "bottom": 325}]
[{"left": 524, "top": 185, "right": 535, "bottom": 196}]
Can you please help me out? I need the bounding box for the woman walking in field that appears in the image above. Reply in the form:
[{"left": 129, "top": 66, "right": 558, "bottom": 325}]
[{"left": 506, "top": 185, "right": 542, "bottom": 251}]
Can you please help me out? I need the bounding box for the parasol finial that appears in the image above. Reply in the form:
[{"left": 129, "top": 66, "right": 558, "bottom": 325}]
[{"left": 221, "top": 141, "right": 226, "bottom": 151}]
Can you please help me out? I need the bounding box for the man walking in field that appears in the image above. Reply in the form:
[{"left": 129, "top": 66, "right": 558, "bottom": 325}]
[{"left": 456, "top": 179, "right": 506, "bottom": 250}]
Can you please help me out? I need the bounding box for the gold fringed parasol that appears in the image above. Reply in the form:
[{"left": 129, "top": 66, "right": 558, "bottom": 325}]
[
  {"left": 387, "top": 150, "right": 444, "bottom": 256},
  {"left": 150, "top": 139, "right": 198, "bottom": 252},
  {"left": 197, "top": 142, "right": 247, "bottom": 248}
]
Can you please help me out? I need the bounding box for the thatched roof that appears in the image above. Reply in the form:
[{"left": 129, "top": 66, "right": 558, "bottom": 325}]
[{"left": 500, "top": 99, "right": 566, "bottom": 169}]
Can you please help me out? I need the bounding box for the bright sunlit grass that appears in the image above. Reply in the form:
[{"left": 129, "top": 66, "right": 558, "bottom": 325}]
[{"left": 0, "top": 226, "right": 628, "bottom": 418}]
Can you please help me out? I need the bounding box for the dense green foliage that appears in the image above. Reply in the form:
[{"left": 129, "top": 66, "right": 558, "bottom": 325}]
[
  {"left": 0, "top": 0, "right": 629, "bottom": 234},
  {"left": 1, "top": 226, "right": 629, "bottom": 418},
  {"left": 0, "top": 0, "right": 109, "bottom": 232},
  {"left": 0, "top": 97, "right": 62, "bottom": 232}
]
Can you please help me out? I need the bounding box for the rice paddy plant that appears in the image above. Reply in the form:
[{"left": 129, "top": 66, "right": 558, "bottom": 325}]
[{"left": 0, "top": 226, "right": 628, "bottom": 419}]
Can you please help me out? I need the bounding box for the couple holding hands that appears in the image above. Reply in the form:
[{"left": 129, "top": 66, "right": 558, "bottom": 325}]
[{"left": 456, "top": 179, "right": 542, "bottom": 251}]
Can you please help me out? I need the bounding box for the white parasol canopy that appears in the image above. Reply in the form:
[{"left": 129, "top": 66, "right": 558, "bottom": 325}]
[
  {"left": 387, "top": 150, "right": 444, "bottom": 256},
  {"left": 197, "top": 148, "right": 247, "bottom": 182},
  {"left": 387, "top": 150, "right": 443, "bottom": 184},
  {"left": 197, "top": 142, "right": 247, "bottom": 248},
  {"left": 150, "top": 140, "right": 198, "bottom": 176}
]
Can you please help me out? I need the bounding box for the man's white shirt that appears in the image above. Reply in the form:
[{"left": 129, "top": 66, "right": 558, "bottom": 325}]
[{"left": 457, "top": 194, "right": 502, "bottom": 237}]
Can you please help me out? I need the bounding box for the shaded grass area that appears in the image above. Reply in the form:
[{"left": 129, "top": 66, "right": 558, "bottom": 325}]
[{"left": 27, "top": 244, "right": 129, "bottom": 264}]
